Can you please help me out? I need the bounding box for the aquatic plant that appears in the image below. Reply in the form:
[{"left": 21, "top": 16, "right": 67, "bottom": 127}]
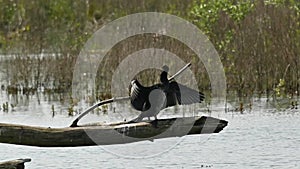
[{"left": 0, "top": 0, "right": 298, "bottom": 108}]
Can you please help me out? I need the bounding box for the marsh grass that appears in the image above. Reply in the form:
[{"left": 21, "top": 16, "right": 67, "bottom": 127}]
[
  {"left": 0, "top": 0, "right": 299, "bottom": 114},
  {"left": 0, "top": 30, "right": 299, "bottom": 114}
]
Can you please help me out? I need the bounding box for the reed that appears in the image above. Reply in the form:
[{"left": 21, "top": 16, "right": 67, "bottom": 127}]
[{"left": 0, "top": 0, "right": 298, "bottom": 106}]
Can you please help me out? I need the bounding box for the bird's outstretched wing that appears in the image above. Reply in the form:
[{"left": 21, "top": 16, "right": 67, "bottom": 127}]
[
  {"left": 165, "top": 81, "right": 205, "bottom": 107},
  {"left": 129, "top": 80, "right": 160, "bottom": 111},
  {"left": 129, "top": 79, "right": 205, "bottom": 111}
]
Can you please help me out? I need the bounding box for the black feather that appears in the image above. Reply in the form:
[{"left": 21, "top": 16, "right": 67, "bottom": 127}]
[{"left": 129, "top": 79, "right": 204, "bottom": 111}]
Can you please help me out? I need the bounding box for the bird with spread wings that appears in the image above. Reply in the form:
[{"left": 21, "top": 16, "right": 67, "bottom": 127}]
[{"left": 129, "top": 65, "right": 205, "bottom": 122}]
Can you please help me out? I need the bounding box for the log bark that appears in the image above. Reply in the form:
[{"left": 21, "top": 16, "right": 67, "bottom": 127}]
[
  {"left": 0, "top": 159, "right": 31, "bottom": 169},
  {"left": 0, "top": 116, "right": 227, "bottom": 147}
]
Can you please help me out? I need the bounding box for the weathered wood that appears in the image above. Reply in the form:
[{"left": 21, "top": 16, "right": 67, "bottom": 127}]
[
  {"left": 0, "top": 158, "right": 31, "bottom": 169},
  {"left": 0, "top": 116, "right": 227, "bottom": 147}
]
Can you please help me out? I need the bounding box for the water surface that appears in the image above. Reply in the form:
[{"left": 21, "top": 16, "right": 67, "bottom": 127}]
[{"left": 0, "top": 92, "right": 299, "bottom": 168}]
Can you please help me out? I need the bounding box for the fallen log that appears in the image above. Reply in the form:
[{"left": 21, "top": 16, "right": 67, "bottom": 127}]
[
  {"left": 0, "top": 116, "right": 227, "bottom": 147},
  {"left": 0, "top": 158, "right": 31, "bottom": 169}
]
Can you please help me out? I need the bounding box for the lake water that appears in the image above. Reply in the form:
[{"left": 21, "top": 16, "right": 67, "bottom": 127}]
[
  {"left": 0, "top": 90, "right": 299, "bottom": 169},
  {"left": 0, "top": 56, "right": 299, "bottom": 168}
]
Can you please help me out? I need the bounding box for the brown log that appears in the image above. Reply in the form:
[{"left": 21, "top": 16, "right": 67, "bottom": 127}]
[{"left": 0, "top": 116, "right": 227, "bottom": 147}]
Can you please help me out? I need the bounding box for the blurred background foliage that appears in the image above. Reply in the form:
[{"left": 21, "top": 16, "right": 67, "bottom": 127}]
[{"left": 0, "top": 0, "right": 299, "bottom": 100}]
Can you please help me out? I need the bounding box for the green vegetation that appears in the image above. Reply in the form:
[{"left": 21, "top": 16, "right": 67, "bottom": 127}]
[
  {"left": 0, "top": 0, "right": 299, "bottom": 103},
  {"left": 190, "top": 0, "right": 299, "bottom": 99}
]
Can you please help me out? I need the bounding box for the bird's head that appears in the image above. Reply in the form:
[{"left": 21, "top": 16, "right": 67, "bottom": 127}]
[{"left": 162, "top": 65, "right": 169, "bottom": 72}]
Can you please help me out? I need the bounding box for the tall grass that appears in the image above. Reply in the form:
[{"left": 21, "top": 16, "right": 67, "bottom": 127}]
[{"left": 0, "top": 0, "right": 299, "bottom": 104}]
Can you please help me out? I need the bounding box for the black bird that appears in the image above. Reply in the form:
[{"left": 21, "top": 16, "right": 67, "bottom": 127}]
[{"left": 129, "top": 65, "right": 205, "bottom": 122}]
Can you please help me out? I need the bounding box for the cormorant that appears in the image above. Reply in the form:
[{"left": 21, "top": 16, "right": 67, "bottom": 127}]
[{"left": 129, "top": 65, "right": 205, "bottom": 122}]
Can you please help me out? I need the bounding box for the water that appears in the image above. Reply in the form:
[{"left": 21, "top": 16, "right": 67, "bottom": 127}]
[
  {"left": 1, "top": 57, "right": 299, "bottom": 168},
  {"left": 1, "top": 91, "right": 299, "bottom": 168}
]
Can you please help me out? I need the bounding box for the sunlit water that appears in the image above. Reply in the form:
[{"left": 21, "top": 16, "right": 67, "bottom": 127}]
[{"left": 0, "top": 91, "right": 299, "bottom": 169}]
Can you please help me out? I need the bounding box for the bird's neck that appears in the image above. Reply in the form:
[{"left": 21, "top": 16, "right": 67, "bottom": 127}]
[
  {"left": 160, "top": 71, "right": 168, "bottom": 83},
  {"left": 160, "top": 71, "right": 169, "bottom": 91}
]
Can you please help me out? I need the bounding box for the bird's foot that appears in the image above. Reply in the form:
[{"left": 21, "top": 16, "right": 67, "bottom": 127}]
[{"left": 151, "top": 118, "right": 159, "bottom": 128}]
